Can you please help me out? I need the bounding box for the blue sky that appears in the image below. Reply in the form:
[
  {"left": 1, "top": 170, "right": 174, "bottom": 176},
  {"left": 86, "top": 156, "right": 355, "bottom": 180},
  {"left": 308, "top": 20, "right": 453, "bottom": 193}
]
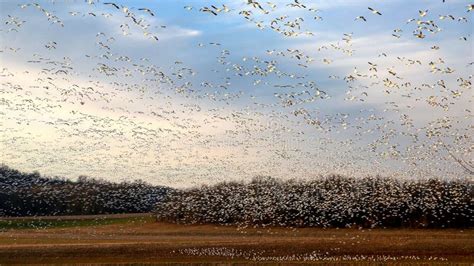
[{"left": 0, "top": 0, "right": 472, "bottom": 187}]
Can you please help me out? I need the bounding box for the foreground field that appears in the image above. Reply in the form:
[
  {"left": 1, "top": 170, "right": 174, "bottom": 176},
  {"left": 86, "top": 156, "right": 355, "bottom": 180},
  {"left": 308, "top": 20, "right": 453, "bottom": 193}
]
[{"left": 0, "top": 214, "right": 472, "bottom": 264}]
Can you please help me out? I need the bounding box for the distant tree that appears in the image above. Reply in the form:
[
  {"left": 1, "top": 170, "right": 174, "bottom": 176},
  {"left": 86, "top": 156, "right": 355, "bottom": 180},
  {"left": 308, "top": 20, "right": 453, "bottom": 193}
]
[{"left": 0, "top": 165, "right": 171, "bottom": 217}]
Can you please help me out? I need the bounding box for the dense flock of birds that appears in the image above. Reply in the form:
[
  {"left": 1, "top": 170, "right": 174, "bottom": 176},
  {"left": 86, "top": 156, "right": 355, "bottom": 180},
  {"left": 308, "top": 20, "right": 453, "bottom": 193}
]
[
  {"left": 177, "top": 247, "right": 448, "bottom": 262},
  {"left": 0, "top": 2, "right": 473, "bottom": 263},
  {"left": 156, "top": 176, "right": 472, "bottom": 228},
  {"left": 0, "top": 0, "right": 472, "bottom": 187}
]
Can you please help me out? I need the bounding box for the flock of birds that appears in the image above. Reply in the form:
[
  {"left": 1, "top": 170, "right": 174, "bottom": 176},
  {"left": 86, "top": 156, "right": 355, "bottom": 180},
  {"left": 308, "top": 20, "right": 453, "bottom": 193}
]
[
  {"left": 177, "top": 247, "right": 448, "bottom": 262},
  {"left": 0, "top": 0, "right": 472, "bottom": 187}
]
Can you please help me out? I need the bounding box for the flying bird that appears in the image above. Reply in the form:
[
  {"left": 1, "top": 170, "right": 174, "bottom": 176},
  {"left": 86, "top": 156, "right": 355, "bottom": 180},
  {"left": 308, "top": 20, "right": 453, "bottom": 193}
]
[
  {"left": 103, "top": 2, "right": 119, "bottom": 9},
  {"left": 138, "top": 8, "right": 155, "bottom": 16},
  {"left": 200, "top": 7, "right": 217, "bottom": 16},
  {"left": 368, "top": 7, "right": 382, "bottom": 15}
]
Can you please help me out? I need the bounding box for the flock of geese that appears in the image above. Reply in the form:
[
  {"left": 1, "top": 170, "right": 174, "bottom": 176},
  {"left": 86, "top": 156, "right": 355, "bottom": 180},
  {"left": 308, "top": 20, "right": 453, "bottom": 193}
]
[
  {"left": 0, "top": 0, "right": 472, "bottom": 187},
  {"left": 177, "top": 247, "right": 448, "bottom": 262}
]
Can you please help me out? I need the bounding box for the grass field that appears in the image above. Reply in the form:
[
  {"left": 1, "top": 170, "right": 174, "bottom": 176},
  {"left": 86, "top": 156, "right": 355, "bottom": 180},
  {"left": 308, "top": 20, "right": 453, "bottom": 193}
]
[{"left": 0, "top": 213, "right": 472, "bottom": 264}]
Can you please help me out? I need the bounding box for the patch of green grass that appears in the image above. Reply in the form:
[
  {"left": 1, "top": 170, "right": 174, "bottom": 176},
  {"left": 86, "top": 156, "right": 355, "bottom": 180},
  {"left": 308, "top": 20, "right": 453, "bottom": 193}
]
[{"left": 0, "top": 216, "right": 154, "bottom": 230}]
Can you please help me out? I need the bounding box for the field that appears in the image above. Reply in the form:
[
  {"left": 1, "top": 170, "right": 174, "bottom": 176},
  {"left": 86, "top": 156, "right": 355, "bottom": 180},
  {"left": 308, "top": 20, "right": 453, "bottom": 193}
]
[{"left": 0, "top": 214, "right": 472, "bottom": 264}]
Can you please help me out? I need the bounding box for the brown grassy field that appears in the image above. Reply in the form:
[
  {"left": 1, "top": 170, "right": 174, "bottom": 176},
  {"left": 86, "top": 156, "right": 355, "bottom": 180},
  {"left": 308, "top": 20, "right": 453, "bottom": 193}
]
[{"left": 0, "top": 214, "right": 472, "bottom": 264}]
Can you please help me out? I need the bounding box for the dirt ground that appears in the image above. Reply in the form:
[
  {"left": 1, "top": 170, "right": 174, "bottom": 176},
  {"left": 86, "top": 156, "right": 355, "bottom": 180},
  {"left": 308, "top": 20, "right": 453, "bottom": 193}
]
[{"left": 0, "top": 214, "right": 472, "bottom": 264}]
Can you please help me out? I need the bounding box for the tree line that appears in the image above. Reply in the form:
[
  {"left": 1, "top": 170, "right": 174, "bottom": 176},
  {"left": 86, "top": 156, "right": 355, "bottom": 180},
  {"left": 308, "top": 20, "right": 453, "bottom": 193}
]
[
  {"left": 2, "top": 165, "right": 472, "bottom": 228},
  {"left": 155, "top": 176, "right": 473, "bottom": 228},
  {"left": 0, "top": 165, "right": 170, "bottom": 216}
]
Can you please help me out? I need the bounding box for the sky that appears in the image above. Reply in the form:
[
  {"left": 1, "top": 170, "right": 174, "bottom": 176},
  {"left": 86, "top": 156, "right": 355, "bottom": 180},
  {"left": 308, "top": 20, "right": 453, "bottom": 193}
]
[{"left": 0, "top": 0, "right": 472, "bottom": 187}]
